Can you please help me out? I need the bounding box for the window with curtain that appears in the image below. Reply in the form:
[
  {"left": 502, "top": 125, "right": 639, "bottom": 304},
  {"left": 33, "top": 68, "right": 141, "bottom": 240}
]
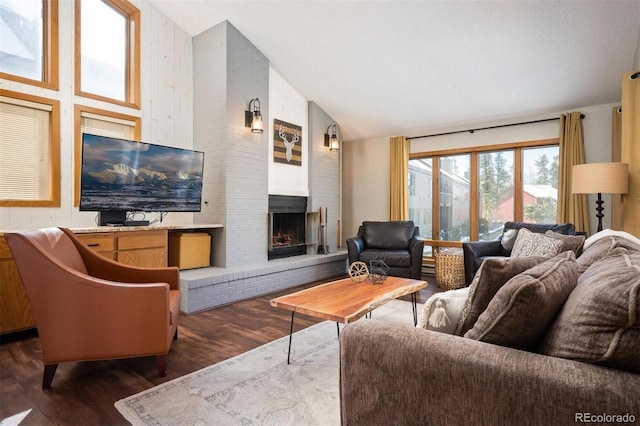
[
  {"left": 0, "top": 0, "right": 58, "bottom": 89},
  {"left": 409, "top": 139, "right": 559, "bottom": 260},
  {"left": 0, "top": 91, "right": 60, "bottom": 206},
  {"left": 74, "top": 105, "right": 140, "bottom": 205},
  {"left": 75, "top": 0, "right": 140, "bottom": 107}
]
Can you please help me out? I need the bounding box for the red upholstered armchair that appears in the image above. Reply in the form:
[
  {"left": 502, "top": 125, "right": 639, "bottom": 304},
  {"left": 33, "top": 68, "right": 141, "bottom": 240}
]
[{"left": 5, "top": 227, "right": 181, "bottom": 389}]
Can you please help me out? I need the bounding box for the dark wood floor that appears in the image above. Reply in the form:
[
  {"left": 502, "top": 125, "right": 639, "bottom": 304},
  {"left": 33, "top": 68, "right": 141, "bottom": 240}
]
[{"left": 0, "top": 274, "right": 439, "bottom": 425}]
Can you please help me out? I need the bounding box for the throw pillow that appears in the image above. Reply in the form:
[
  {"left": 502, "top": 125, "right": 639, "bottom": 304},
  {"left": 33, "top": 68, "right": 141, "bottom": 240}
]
[
  {"left": 583, "top": 229, "right": 640, "bottom": 251},
  {"left": 544, "top": 230, "right": 585, "bottom": 256},
  {"left": 576, "top": 235, "right": 640, "bottom": 273},
  {"left": 510, "top": 228, "right": 562, "bottom": 258},
  {"left": 454, "top": 255, "right": 549, "bottom": 336},
  {"left": 538, "top": 249, "right": 640, "bottom": 374},
  {"left": 417, "top": 287, "right": 469, "bottom": 334},
  {"left": 464, "top": 251, "right": 578, "bottom": 350}
]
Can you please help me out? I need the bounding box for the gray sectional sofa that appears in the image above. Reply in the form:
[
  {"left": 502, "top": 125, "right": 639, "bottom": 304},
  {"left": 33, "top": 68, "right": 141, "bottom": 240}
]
[{"left": 340, "top": 231, "right": 640, "bottom": 425}]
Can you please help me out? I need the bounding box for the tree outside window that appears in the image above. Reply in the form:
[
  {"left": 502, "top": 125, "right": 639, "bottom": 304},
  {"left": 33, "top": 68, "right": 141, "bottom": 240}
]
[
  {"left": 522, "top": 147, "right": 559, "bottom": 223},
  {"left": 478, "top": 151, "right": 514, "bottom": 240}
]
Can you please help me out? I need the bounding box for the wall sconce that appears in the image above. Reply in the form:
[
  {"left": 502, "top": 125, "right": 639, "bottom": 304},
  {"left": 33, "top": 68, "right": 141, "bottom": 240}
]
[
  {"left": 245, "top": 98, "right": 263, "bottom": 133},
  {"left": 324, "top": 124, "right": 339, "bottom": 152},
  {"left": 572, "top": 162, "right": 629, "bottom": 232}
]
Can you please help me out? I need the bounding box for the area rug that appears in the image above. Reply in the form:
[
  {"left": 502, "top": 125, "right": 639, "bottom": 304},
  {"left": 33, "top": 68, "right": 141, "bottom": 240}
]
[{"left": 115, "top": 299, "right": 415, "bottom": 425}]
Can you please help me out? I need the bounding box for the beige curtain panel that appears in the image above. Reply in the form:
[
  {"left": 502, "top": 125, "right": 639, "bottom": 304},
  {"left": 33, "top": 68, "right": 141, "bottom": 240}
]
[
  {"left": 621, "top": 70, "right": 639, "bottom": 236},
  {"left": 557, "top": 112, "right": 590, "bottom": 233},
  {"left": 389, "top": 136, "right": 409, "bottom": 221},
  {"left": 611, "top": 106, "right": 623, "bottom": 230}
]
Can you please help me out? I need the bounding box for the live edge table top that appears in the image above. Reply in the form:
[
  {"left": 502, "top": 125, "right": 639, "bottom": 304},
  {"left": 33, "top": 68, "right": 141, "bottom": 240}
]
[{"left": 270, "top": 276, "right": 427, "bottom": 324}]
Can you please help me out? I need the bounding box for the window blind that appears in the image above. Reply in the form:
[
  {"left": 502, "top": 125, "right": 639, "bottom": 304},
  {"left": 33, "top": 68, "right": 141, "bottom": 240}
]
[
  {"left": 0, "top": 100, "right": 51, "bottom": 200},
  {"left": 80, "top": 111, "right": 135, "bottom": 140}
]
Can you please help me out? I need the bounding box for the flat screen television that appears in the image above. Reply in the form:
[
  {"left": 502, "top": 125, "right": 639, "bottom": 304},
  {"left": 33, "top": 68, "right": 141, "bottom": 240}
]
[{"left": 79, "top": 133, "right": 205, "bottom": 226}]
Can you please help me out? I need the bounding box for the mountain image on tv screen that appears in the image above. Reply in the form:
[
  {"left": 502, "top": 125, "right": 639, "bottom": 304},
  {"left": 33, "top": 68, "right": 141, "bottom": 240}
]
[{"left": 80, "top": 134, "right": 205, "bottom": 212}]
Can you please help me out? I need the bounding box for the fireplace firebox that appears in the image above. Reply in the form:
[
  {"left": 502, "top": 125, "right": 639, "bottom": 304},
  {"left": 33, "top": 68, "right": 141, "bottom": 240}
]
[{"left": 268, "top": 195, "right": 308, "bottom": 260}]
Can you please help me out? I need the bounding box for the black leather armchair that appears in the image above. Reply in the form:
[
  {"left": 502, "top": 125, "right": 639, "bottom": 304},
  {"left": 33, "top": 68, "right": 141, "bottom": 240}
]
[
  {"left": 347, "top": 221, "right": 424, "bottom": 279},
  {"left": 462, "top": 221, "right": 577, "bottom": 285}
]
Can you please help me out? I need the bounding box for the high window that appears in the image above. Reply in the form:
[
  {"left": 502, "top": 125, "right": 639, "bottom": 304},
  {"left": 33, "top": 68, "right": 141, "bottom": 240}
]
[
  {"left": 409, "top": 139, "right": 559, "bottom": 258},
  {"left": 74, "top": 105, "right": 140, "bottom": 206},
  {"left": 0, "top": 0, "right": 59, "bottom": 89},
  {"left": 75, "top": 0, "right": 140, "bottom": 107},
  {"left": 0, "top": 90, "right": 60, "bottom": 206}
]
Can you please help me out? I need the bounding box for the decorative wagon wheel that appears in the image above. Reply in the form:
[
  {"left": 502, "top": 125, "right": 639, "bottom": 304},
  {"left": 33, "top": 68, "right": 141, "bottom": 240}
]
[{"left": 348, "top": 261, "right": 370, "bottom": 282}]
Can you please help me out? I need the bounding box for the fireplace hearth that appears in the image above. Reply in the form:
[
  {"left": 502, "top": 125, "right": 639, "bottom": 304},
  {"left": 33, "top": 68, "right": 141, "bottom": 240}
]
[{"left": 268, "top": 195, "right": 308, "bottom": 260}]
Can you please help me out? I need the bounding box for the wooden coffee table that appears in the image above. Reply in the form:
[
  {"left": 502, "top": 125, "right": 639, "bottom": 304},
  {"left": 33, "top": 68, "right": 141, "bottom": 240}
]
[{"left": 270, "top": 276, "right": 427, "bottom": 363}]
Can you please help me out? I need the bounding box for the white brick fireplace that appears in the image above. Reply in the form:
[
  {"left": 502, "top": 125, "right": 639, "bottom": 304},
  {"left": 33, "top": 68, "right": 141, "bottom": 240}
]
[{"left": 179, "top": 21, "right": 346, "bottom": 314}]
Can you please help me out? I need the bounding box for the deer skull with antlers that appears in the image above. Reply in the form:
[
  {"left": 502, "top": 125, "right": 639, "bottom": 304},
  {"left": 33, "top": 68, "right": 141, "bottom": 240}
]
[{"left": 278, "top": 124, "right": 299, "bottom": 162}]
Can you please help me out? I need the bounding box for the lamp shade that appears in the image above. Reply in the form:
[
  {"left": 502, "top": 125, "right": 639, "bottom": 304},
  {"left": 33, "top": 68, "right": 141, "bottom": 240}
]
[
  {"left": 329, "top": 134, "right": 339, "bottom": 152},
  {"left": 572, "top": 162, "right": 629, "bottom": 194},
  {"left": 251, "top": 111, "right": 263, "bottom": 133}
]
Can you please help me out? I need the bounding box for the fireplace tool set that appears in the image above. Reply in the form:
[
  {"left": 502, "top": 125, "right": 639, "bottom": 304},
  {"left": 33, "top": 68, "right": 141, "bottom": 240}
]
[{"left": 317, "top": 206, "right": 329, "bottom": 254}]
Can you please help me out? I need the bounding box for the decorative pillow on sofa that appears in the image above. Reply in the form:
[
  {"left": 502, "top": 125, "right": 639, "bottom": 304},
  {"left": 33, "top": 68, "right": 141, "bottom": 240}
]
[
  {"left": 544, "top": 230, "right": 585, "bottom": 256},
  {"left": 538, "top": 248, "right": 640, "bottom": 374},
  {"left": 583, "top": 229, "right": 640, "bottom": 251},
  {"left": 510, "top": 228, "right": 563, "bottom": 258},
  {"left": 417, "top": 287, "right": 469, "bottom": 334},
  {"left": 464, "top": 251, "right": 578, "bottom": 350},
  {"left": 454, "top": 255, "right": 549, "bottom": 336},
  {"left": 577, "top": 234, "right": 640, "bottom": 273}
]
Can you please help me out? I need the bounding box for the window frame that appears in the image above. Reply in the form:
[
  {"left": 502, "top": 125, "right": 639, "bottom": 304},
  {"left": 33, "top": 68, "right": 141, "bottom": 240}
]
[
  {"left": 0, "top": 0, "right": 59, "bottom": 90},
  {"left": 73, "top": 104, "right": 141, "bottom": 206},
  {"left": 74, "top": 0, "right": 140, "bottom": 108},
  {"left": 0, "top": 89, "right": 60, "bottom": 207},
  {"left": 409, "top": 138, "right": 559, "bottom": 258}
]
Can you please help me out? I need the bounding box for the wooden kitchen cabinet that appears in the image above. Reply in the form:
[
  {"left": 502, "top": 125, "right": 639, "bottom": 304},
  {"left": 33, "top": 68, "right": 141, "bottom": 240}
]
[
  {"left": 75, "top": 233, "right": 116, "bottom": 260},
  {"left": 115, "top": 230, "right": 168, "bottom": 267},
  {"left": 0, "top": 236, "right": 36, "bottom": 334},
  {"left": 75, "top": 230, "right": 168, "bottom": 267}
]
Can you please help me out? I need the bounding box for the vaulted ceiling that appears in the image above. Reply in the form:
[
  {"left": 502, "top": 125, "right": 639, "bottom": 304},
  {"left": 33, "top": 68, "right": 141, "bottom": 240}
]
[{"left": 147, "top": 0, "right": 640, "bottom": 141}]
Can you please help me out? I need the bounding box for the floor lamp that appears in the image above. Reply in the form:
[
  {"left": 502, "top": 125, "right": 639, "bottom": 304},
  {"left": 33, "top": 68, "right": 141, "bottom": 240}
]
[{"left": 572, "top": 162, "right": 629, "bottom": 232}]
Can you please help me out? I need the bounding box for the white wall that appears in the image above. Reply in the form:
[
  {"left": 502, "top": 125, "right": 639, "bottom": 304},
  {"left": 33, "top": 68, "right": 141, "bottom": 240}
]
[
  {"left": 308, "top": 101, "right": 341, "bottom": 251},
  {"left": 268, "top": 68, "right": 309, "bottom": 197},
  {"left": 342, "top": 102, "right": 621, "bottom": 240},
  {"left": 0, "top": 0, "right": 193, "bottom": 230},
  {"left": 342, "top": 135, "right": 390, "bottom": 237}
]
